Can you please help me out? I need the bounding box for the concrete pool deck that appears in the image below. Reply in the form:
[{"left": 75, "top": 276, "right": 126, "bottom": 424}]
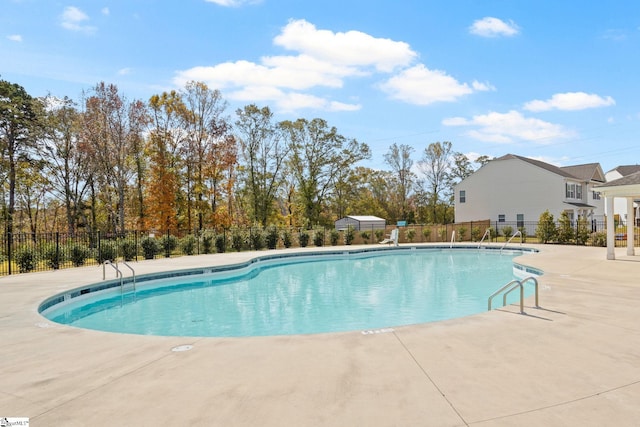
[{"left": 1, "top": 244, "right": 640, "bottom": 426}]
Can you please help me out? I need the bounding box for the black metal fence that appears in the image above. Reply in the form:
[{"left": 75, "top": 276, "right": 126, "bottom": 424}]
[{"left": 0, "top": 220, "right": 636, "bottom": 276}]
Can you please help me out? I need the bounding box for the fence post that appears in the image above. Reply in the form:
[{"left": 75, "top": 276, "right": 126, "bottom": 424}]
[
  {"left": 7, "top": 232, "right": 12, "bottom": 275},
  {"left": 97, "top": 230, "right": 101, "bottom": 263},
  {"left": 166, "top": 228, "right": 171, "bottom": 258},
  {"left": 55, "top": 232, "right": 60, "bottom": 269}
]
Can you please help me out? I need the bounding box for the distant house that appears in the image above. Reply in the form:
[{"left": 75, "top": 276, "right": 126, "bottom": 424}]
[
  {"left": 604, "top": 165, "right": 640, "bottom": 224},
  {"left": 334, "top": 215, "right": 386, "bottom": 231},
  {"left": 453, "top": 154, "right": 605, "bottom": 228}
]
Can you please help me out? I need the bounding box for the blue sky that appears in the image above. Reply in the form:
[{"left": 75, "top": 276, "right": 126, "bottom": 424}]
[{"left": 2, "top": 0, "right": 639, "bottom": 173}]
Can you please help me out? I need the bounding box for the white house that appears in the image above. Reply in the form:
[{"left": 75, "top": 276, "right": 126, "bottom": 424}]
[
  {"left": 604, "top": 165, "right": 640, "bottom": 224},
  {"left": 454, "top": 154, "right": 605, "bottom": 227}
]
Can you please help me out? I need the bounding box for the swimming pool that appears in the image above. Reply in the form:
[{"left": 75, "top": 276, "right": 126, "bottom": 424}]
[{"left": 40, "top": 247, "right": 539, "bottom": 337}]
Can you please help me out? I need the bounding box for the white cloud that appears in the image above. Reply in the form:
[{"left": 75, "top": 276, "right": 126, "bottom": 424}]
[
  {"left": 469, "top": 17, "right": 519, "bottom": 38},
  {"left": 443, "top": 110, "right": 574, "bottom": 144},
  {"left": 7, "top": 34, "right": 22, "bottom": 42},
  {"left": 379, "top": 64, "right": 476, "bottom": 105},
  {"left": 118, "top": 68, "right": 131, "bottom": 75},
  {"left": 60, "top": 6, "right": 96, "bottom": 34},
  {"left": 174, "top": 19, "right": 416, "bottom": 112},
  {"left": 101, "top": 7, "right": 110, "bottom": 15},
  {"left": 174, "top": 19, "right": 487, "bottom": 112},
  {"left": 523, "top": 92, "right": 615, "bottom": 112},
  {"left": 274, "top": 19, "right": 416, "bottom": 72}
]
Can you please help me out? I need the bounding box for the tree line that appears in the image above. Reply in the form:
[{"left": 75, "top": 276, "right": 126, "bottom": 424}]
[{"left": 0, "top": 78, "right": 491, "bottom": 236}]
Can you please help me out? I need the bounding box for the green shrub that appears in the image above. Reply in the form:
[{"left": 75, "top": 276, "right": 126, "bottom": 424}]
[
  {"left": 15, "top": 245, "right": 37, "bottom": 273},
  {"left": 360, "top": 231, "right": 370, "bottom": 244},
  {"left": 502, "top": 225, "right": 513, "bottom": 239},
  {"left": 215, "top": 233, "right": 226, "bottom": 253},
  {"left": 488, "top": 227, "right": 498, "bottom": 240},
  {"left": 575, "top": 217, "right": 590, "bottom": 245},
  {"left": 120, "top": 240, "right": 138, "bottom": 261},
  {"left": 69, "top": 244, "right": 90, "bottom": 267},
  {"left": 313, "top": 229, "right": 325, "bottom": 246},
  {"left": 405, "top": 228, "right": 416, "bottom": 243},
  {"left": 536, "top": 210, "right": 556, "bottom": 243},
  {"left": 96, "top": 240, "right": 118, "bottom": 263},
  {"left": 556, "top": 211, "right": 573, "bottom": 244},
  {"left": 344, "top": 227, "right": 355, "bottom": 245},
  {"left": 282, "top": 229, "right": 292, "bottom": 248},
  {"left": 298, "top": 230, "right": 310, "bottom": 247},
  {"left": 457, "top": 227, "right": 467, "bottom": 242},
  {"left": 180, "top": 235, "right": 197, "bottom": 255},
  {"left": 249, "top": 228, "right": 265, "bottom": 250},
  {"left": 438, "top": 227, "right": 447, "bottom": 241},
  {"left": 159, "top": 235, "right": 178, "bottom": 256},
  {"left": 518, "top": 227, "right": 527, "bottom": 243},
  {"left": 589, "top": 231, "right": 607, "bottom": 247},
  {"left": 422, "top": 228, "right": 432, "bottom": 242},
  {"left": 201, "top": 233, "right": 214, "bottom": 254},
  {"left": 330, "top": 230, "right": 340, "bottom": 245},
  {"left": 470, "top": 227, "right": 481, "bottom": 242},
  {"left": 140, "top": 237, "right": 160, "bottom": 260},
  {"left": 375, "top": 229, "right": 385, "bottom": 242},
  {"left": 265, "top": 226, "right": 279, "bottom": 249},
  {"left": 41, "top": 243, "right": 62, "bottom": 269},
  {"left": 231, "top": 228, "right": 246, "bottom": 252}
]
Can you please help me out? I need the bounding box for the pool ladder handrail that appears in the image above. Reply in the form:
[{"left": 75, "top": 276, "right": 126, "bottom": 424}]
[
  {"left": 450, "top": 230, "right": 456, "bottom": 248},
  {"left": 103, "top": 260, "right": 136, "bottom": 293},
  {"left": 488, "top": 276, "right": 539, "bottom": 313},
  {"left": 478, "top": 228, "right": 491, "bottom": 249},
  {"left": 500, "top": 230, "right": 522, "bottom": 253}
]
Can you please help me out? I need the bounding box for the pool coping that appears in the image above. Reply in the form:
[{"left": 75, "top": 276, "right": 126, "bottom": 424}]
[{"left": 2, "top": 243, "right": 640, "bottom": 426}]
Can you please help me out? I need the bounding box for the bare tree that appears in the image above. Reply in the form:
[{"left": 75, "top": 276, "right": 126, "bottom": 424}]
[{"left": 384, "top": 143, "right": 415, "bottom": 221}]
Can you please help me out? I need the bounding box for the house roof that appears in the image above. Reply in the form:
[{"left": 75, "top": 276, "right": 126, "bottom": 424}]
[
  {"left": 607, "top": 165, "right": 640, "bottom": 177},
  {"left": 342, "top": 215, "right": 386, "bottom": 222},
  {"left": 494, "top": 154, "right": 576, "bottom": 179},
  {"left": 594, "top": 171, "right": 640, "bottom": 197},
  {"left": 494, "top": 154, "right": 605, "bottom": 182},
  {"left": 560, "top": 163, "right": 605, "bottom": 182},
  {"left": 596, "top": 171, "right": 640, "bottom": 188}
]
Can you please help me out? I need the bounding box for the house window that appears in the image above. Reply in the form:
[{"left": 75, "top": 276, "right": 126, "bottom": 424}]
[
  {"left": 565, "top": 182, "right": 582, "bottom": 199},
  {"left": 593, "top": 191, "right": 601, "bottom": 200},
  {"left": 517, "top": 214, "right": 524, "bottom": 229},
  {"left": 498, "top": 214, "right": 505, "bottom": 223},
  {"left": 459, "top": 190, "right": 466, "bottom": 203}
]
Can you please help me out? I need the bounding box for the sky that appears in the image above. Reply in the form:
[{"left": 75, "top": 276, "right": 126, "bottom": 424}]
[{"left": 2, "top": 0, "right": 640, "bottom": 174}]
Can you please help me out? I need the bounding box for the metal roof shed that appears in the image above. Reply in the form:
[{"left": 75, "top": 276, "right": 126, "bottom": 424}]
[{"left": 334, "top": 215, "right": 386, "bottom": 231}]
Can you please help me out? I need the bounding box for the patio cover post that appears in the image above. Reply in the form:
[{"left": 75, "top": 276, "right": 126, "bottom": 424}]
[
  {"left": 606, "top": 196, "right": 615, "bottom": 260},
  {"left": 627, "top": 197, "right": 635, "bottom": 256}
]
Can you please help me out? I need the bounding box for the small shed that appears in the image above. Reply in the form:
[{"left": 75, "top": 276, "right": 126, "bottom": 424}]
[{"left": 334, "top": 215, "right": 386, "bottom": 231}]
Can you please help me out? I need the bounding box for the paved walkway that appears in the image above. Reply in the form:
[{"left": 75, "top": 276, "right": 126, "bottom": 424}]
[{"left": 1, "top": 244, "right": 639, "bottom": 426}]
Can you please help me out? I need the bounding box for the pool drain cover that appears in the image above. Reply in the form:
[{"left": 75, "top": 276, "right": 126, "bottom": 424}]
[{"left": 171, "top": 345, "right": 193, "bottom": 352}]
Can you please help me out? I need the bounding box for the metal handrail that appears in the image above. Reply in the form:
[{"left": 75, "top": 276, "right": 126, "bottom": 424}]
[
  {"left": 500, "top": 230, "right": 522, "bottom": 252},
  {"left": 103, "top": 260, "right": 123, "bottom": 289},
  {"left": 450, "top": 230, "right": 456, "bottom": 248},
  {"left": 488, "top": 275, "right": 540, "bottom": 314},
  {"left": 121, "top": 261, "right": 136, "bottom": 292},
  {"left": 488, "top": 279, "right": 523, "bottom": 313},
  {"left": 520, "top": 276, "right": 539, "bottom": 308},
  {"left": 478, "top": 228, "right": 491, "bottom": 248}
]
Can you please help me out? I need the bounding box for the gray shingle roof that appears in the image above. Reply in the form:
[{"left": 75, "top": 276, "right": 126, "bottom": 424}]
[
  {"left": 611, "top": 165, "right": 640, "bottom": 177},
  {"left": 596, "top": 171, "right": 640, "bottom": 188},
  {"left": 494, "top": 154, "right": 579, "bottom": 179},
  {"left": 560, "top": 163, "right": 605, "bottom": 182}
]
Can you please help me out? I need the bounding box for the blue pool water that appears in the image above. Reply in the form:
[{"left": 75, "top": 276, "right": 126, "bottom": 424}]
[{"left": 41, "top": 249, "right": 536, "bottom": 337}]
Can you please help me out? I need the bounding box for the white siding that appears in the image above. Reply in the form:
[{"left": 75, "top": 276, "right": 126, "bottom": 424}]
[{"left": 454, "top": 157, "right": 601, "bottom": 223}]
